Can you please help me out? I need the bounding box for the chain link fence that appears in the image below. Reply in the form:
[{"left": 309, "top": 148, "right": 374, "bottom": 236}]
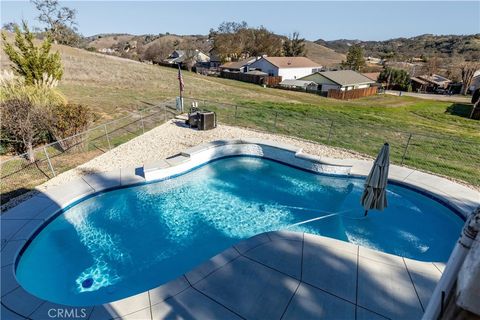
[
  {"left": 183, "top": 97, "right": 480, "bottom": 187},
  {"left": 0, "top": 99, "right": 178, "bottom": 204},
  {"left": 2, "top": 96, "right": 478, "bottom": 206}
]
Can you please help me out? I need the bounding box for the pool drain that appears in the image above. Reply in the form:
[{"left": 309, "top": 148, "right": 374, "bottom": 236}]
[{"left": 82, "top": 278, "right": 94, "bottom": 289}]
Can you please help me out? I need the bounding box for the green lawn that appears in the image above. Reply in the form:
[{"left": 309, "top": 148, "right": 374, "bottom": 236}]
[{"left": 194, "top": 96, "right": 479, "bottom": 186}]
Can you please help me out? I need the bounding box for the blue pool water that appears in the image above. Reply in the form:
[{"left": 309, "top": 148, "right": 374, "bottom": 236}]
[{"left": 16, "top": 157, "right": 463, "bottom": 306}]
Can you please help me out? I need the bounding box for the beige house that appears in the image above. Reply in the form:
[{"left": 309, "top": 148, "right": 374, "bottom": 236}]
[{"left": 299, "top": 70, "right": 375, "bottom": 92}]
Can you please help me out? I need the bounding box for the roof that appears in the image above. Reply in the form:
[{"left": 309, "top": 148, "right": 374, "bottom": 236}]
[
  {"left": 165, "top": 49, "right": 210, "bottom": 64},
  {"left": 411, "top": 77, "right": 429, "bottom": 85},
  {"left": 362, "top": 72, "right": 380, "bottom": 81},
  {"left": 245, "top": 70, "right": 268, "bottom": 76},
  {"left": 279, "top": 79, "right": 317, "bottom": 87},
  {"left": 305, "top": 70, "right": 375, "bottom": 86},
  {"left": 220, "top": 58, "right": 256, "bottom": 70},
  {"left": 262, "top": 56, "right": 321, "bottom": 69},
  {"left": 418, "top": 74, "right": 451, "bottom": 86}
]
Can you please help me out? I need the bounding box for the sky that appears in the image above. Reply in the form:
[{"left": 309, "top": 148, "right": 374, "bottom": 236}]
[{"left": 1, "top": 1, "right": 479, "bottom": 41}]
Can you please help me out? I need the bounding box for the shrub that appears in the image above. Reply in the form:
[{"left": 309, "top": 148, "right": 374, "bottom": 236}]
[
  {"left": 47, "top": 103, "right": 92, "bottom": 151},
  {"left": 0, "top": 71, "right": 67, "bottom": 160},
  {"left": 0, "top": 71, "right": 66, "bottom": 108},
  {"left": 378, "top": 67, "right": 410, "bottom": 90}
]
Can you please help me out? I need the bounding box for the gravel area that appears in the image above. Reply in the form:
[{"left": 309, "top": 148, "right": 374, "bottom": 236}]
[
  {"left": 39, "top": 119, "right": 367, "bottom": 189},
  {"left": 1, "top": 120, "right": 368, "bottom": 211}
]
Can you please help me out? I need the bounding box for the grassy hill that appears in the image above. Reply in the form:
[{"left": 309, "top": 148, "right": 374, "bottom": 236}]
[
  {"left": 1, "top": 34, "right": 479, "bottom": 185},
  {"left": 316, "top": 34, "right": 480, "bottom": 60},
  {"left": 304, "top": 41, "right": 345, "bottom": 66},
  {"left": 86, "top": 33, "right": 345, "bottom": 67}
]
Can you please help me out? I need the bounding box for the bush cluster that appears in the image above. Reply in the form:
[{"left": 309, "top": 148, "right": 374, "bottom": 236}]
[{"left": 1, "top": 23, "right": 93, "bottom": 162}]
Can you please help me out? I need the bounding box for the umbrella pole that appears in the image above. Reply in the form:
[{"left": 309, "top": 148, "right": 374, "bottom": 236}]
[{"left": 364, "top": 210, "right": 368, "bottom": 216}]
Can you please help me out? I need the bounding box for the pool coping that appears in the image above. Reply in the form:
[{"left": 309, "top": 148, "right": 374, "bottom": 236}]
[{"left": 1, "top": 139, "right": 478, "bottom": 319}]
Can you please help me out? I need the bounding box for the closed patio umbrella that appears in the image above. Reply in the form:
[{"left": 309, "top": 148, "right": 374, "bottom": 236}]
[{"left": 361, "top": 143, "right": 390, "bottom": 216}]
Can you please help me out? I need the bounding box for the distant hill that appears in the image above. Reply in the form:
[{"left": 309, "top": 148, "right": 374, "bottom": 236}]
[
  {"left": 86, "top": 33, "right": 345, "bottom": 67},
  {"left": 316, "top": 34, "right": 480, "bottom": 60}
]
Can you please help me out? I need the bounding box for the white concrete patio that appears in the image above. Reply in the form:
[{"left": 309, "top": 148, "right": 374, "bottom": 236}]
[{"left": 2, "top": 231, "right": 445, "bottom": 320}]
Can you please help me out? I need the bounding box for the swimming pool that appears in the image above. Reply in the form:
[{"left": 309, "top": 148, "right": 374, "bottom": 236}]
[{"left": 16, "top": 156, "right": 463, "bottom": 306}]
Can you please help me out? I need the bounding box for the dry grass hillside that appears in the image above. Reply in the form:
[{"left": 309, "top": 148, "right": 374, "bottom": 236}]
[
  {"left": 1, "top": 32, "right": 352, "bottom": 120},
  {"left": 87, "top": 34, "right": 135, "bottom": 49},
  {"left": 304, "top": 41, "right": 345, "bottom": 66}
]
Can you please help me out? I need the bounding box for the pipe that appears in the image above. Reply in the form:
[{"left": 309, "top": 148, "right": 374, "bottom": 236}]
[{"left": 423, "top": 207, "right": 480, "bottom": 319}]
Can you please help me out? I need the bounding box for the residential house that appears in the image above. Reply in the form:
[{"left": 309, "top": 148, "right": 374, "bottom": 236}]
[
  {"left": 164, "top": 49, "right": 210, "bottom": 67},
  {"left": 366, "top": 56, "right": 383, "bottom": 65},
  {"left": 248, "top": 57, "right": 322, "bottom": 80},
  {"left": 219, "top": 58, "right": 257, "bottom": 73},
  {"left": 279, "top": 79, "right": 318, "bottom": 91},
  {"left": 411, "top": 74, "right": 452, "bottom": 93},
  {"left": 208, "top": 49, "right": 222, "bottom": 69},
  {"left": 299, "top": 70, "right": 375, "bottom": 93}
]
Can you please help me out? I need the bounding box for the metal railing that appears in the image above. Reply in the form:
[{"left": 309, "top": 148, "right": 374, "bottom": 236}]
[
  {"left": 182, "top": 96, "right": 480, "bottom": 187},
  {"left": 0, "top": 99, "right": 178, "bottom": 204}
]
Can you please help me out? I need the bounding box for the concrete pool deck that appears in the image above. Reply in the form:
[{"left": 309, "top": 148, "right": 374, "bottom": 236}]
[{"left": 1, "top": 139, "right": 479, "bottom": 319}]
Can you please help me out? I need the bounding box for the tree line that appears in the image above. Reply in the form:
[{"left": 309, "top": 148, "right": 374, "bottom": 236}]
[{"left": 209, "top": 21, "right": 306, "bottom": 61}]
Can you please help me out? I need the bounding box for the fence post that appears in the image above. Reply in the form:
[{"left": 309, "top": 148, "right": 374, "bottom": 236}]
[
  {"left": 234, "top": 105, "right": 238, "bottom": 120},
  {"left": 140, "top": 110, "right": 145, "bottom": 134},
  {"left": 327, "top": 120, "right": 334, "bottom": 143},
  {"left": 43, "top": 147, "right": 56, "bottom": 177},
  {"left": 104, "top": 124, "right": 112, "bottom": 150},
  {"left": 273, "top": 112, "right": 278, "bottom": 131},
  {"left": 401, "top": 133, "right": 412, "bottom": 165}
]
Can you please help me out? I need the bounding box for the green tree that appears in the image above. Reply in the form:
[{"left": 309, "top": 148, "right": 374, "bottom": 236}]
[
  {"left": 378, "top": 67, "right": 410, "bottom": 90},
  {"left": 283, "top": 32, "right": 306, "bottom": 57},
  {"left": 2, "top": 22, "right": 63, "bottom": 85},
  {"left": 341, "top": 45, "right": 366, "bottom": 71}
]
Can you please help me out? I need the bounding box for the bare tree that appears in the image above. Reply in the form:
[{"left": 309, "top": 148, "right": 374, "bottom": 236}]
[
  {"left": 422, "top": 55, "right": 439, "bottom": 75},
  {"left": 210, "top": 21, "right": 283, "bottom": 61},
  {"left": 460, "top": 62, "right": 480, "bottom": 95},
  {"left": 31, "top": 0, "right": 78, "bottom": 44},
  {"left": 143, "top": 41, "right": 174, "bottom": 63},
  {"left": 2, "top": 22, "right": 19, "bottom": 32},
  {"left": 1, "top": 98, "right": 47, "bottom": 162}
]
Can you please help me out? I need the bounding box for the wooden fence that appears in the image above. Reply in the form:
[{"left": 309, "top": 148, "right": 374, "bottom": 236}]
[
  {"left": 220, "top": 71, "right": 282, "bottom": 87},
  {"left": 327, "top": 87, "right": 378, "bottom": 100}
]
